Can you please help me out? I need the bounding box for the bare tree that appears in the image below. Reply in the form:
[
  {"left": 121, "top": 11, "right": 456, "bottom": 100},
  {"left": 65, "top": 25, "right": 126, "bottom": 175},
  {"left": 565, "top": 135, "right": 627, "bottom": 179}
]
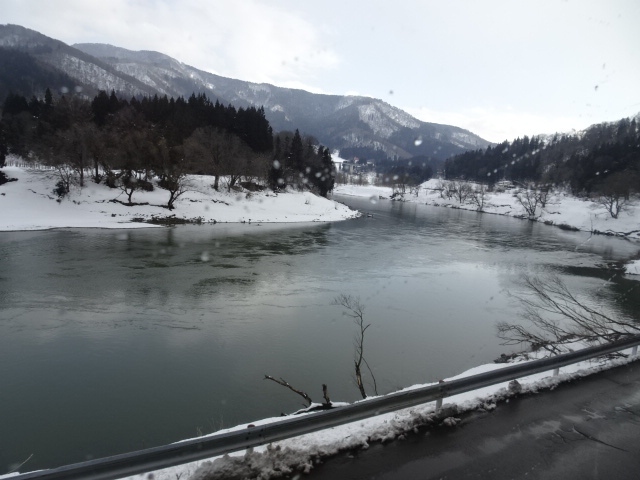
[
  {"left": 596, "top": 173, "right": 632, "bottom": 219},
  {"left": 497, "top": 274, "right": 640, "bottom": 354},
  {"left": 515, "top": 187, "right": 541, "bottom": 219},
  {"left": 333, "top": 294, "right": 378, "bottom": 399},
  {"left": 598, "top": 191, "right": 629, "bottom": 219},
  {"left": 470, "top": 183, "right": 490, "bottom": 211},
  {"left": 117, "top": 170, "right": 139, "bottom": 205},
  {"left": 435, "top": 179, "right": 450, "bottom": 200},
  {"left": 53, "top": 163, "right": 74, "bottom": 197},
  {"left": 449, "top": 180, "right": 472, "bottom": 204}
]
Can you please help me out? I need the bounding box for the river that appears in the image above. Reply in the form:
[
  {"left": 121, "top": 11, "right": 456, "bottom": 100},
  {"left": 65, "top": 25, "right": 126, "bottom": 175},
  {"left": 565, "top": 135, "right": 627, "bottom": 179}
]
[{"left": 1, "top": 195, "right": 639, "bottom": 473}]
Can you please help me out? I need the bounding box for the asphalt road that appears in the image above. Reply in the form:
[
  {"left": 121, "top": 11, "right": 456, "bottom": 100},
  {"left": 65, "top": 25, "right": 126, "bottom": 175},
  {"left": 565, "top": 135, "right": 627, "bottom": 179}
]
[{"left": 302, "top": 361, "right": 640, "bottom": 480}]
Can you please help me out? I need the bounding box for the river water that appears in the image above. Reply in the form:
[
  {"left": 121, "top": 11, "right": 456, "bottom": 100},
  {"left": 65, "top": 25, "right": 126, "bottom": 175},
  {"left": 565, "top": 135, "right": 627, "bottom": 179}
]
[{"left": 1, "top": 196, "right": 639, "bottom": 472}]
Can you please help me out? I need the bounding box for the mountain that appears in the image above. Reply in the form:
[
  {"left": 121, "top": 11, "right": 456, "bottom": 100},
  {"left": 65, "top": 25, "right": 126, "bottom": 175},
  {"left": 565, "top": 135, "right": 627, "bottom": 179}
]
[{"left": 0, "top": 24, "right": 491, "bottom": 161}]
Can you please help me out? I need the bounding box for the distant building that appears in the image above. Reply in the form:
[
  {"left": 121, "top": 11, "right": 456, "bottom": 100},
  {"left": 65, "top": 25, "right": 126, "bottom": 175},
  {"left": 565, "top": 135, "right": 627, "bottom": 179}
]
[{"left": 342, "top": 160, "right": 356, "bottom": 174}]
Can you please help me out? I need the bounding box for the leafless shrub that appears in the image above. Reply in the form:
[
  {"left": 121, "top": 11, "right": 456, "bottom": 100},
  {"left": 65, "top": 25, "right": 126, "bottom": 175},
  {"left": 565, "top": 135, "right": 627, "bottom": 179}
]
[
  {"left": 470, "top": 183, "right": 490, "bottom": 211},
  {"left": 497, "top": 274, "right": 640, "bottom": 354},
  {"left": 598, "top": 191, "right": 629, "bottom": 219},
  {"left": 333, "top": 294, "right": 378, "bottom": 399}
]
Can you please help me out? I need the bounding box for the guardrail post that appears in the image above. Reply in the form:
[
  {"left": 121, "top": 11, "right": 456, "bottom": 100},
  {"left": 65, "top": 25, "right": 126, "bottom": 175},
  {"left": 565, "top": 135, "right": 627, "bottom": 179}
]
[
  {"left": 436, "top": 379, "right": 445, "bottom": 412},
  {"left": 632, "top": 346, "right": 638, "bottom": 356},
  {"left": 553, "top": 368, "right": 560, "bottom": 376}
]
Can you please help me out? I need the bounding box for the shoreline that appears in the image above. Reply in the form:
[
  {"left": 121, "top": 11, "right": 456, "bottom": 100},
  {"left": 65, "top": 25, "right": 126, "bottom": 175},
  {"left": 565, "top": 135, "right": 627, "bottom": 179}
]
[
  {"left": 334, "top": 181, "right": 640, "bottom": 274},
  {"left": 0, "top": 165, "right": 360, "bottom": 231},
  {"left": 335, "top": 181, "right": 640, "bottom": 240}
]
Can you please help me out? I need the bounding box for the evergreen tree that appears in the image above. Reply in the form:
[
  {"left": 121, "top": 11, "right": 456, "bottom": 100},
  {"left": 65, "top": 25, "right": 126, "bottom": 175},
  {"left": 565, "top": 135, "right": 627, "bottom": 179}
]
[
  {"left": 0, "top": 121, "right": 7, "bottom": 167},
  {"left": 290, "top": 129, "right": 304, "bottom": 173}
]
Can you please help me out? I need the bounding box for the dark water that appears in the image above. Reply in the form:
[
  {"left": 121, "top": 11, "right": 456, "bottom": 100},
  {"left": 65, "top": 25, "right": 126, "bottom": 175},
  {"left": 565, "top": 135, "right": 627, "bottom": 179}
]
[{"left": 1, "top": 196, "right": 639, "bottom": 473}]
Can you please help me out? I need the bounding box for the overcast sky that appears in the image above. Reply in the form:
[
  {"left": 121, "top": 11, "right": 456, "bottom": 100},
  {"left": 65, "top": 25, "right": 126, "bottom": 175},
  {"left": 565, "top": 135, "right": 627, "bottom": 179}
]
[{"left": 3, "top": 0, "right": 640, "bottom": 142}]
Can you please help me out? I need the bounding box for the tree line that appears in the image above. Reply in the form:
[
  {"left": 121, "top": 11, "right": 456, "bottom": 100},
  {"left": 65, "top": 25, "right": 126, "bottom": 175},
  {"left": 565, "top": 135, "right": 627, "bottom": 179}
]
[
  {"left": 0, "top": 89, "right": 335, "bottom": 208},
  {"left": 444, "top": 117, "right": 640, "bottom": 198}
]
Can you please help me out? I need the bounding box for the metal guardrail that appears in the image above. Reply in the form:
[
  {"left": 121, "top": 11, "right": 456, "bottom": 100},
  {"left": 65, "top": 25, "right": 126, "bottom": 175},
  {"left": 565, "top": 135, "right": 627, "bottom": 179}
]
[{"left": 13, "top": 335, "right": 640, "bottom": 480}]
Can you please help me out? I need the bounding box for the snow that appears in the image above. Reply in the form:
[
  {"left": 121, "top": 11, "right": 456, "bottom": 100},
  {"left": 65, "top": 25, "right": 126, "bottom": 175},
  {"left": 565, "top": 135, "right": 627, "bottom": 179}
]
[
  {"left": 0, "top": 165, "right": 359, "bottom": 231},
  {"left": 335, "top": 180, "right": 640, "bottom": 275},
  {"left": 626, "top": 259, "right": 640, "bottom": 275},
  {"left": 335, "top": 180, "right": 640, "bottom": 239},
  {"left": 96, "top": 345, "right": 638, "bottom": 480}
]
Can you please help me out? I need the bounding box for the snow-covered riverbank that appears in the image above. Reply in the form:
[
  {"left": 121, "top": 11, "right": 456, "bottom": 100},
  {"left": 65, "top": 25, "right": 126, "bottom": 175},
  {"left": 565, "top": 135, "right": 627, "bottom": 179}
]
[
  {"left": 0, "top": 166, "right": 359, "bottom": 231},
  {"left": 336, "top": 180, "right": 640, "bottom": 239},
  {"left": 335, "top": 181, "right": 640, "bottom": 275}
]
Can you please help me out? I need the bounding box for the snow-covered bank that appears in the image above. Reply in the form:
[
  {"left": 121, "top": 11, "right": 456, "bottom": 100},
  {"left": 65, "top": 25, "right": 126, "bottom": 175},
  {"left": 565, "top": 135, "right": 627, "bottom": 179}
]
[
  {"left": 335, "top": 181, "right": 640, "bottom": 275},
  {"left": 626, "top": 259, "right": 640, "bottom": 275},
  {"left": 0, "top": 166, "right": 359, "bottom": 231},
  {"left": 99, "top": 346, "right": 637, "bottom": 480},
  {"left": 335, "top": 180, "right": 640, "bottom": 240}
]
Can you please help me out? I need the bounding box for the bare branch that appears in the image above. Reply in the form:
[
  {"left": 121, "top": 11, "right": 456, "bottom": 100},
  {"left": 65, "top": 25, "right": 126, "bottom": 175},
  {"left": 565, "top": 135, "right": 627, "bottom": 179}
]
[
  {"left": 333, "top": 294, "right": 378, "bottom": 399},
  {"left": 322, "top": 384, "right": 331, "bottom": 406},
  {"left": 498, "top": 273, "right": 640, "bottom": 353},
  {"left": 264, "top": 375, "right": 313, "bottom": 406}
]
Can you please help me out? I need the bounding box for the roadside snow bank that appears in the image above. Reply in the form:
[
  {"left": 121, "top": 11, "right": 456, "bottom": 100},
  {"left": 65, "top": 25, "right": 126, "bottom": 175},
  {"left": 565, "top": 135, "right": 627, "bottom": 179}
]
[
  {"left": 111, "top": 346, "right": 638, "bottom": 480},
  {"left": 0, "top": 166, "right": 359, "bottom": 231},
  {"left": 626, "top": 259, "right": 640, "bottom": 275}
]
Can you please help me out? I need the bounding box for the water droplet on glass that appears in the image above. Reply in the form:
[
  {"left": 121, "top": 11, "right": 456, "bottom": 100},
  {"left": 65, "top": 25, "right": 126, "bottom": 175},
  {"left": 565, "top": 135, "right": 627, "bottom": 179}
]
[
  {"left": 200, "top": 251, "right": 210, "bottom": 262},
  {"left": 414, "top": 136, "right": 423, "bottom": 146},
  {"left": 393, "top": 175, "right": 399, "bottom": 180},
  {"left": 273, "top": 160, "right": 281, "bottom": 169},
  {"left": 369, "top": 195, "right": 378, "bottom": 204}
]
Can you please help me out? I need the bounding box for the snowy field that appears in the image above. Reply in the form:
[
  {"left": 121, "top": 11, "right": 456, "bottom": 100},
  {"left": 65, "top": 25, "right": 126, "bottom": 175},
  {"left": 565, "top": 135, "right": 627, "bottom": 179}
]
[
  {"left": 335, "top": 180, "right": 640, "bottom": 276},
  {"left": 0, "top": 165, "right": 359, "bottom": 231}
]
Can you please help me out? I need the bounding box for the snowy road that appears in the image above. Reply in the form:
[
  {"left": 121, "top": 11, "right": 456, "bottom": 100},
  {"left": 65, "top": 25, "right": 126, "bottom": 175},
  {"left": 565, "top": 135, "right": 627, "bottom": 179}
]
[{"left": 304, "top": 361, "right": 640, "bottom": 479}]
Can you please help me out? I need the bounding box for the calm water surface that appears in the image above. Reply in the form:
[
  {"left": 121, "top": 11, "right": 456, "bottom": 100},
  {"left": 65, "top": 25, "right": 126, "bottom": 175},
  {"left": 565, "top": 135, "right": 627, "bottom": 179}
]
[{"left": 1, "top": 196, "right": 639, "bottom": 472}]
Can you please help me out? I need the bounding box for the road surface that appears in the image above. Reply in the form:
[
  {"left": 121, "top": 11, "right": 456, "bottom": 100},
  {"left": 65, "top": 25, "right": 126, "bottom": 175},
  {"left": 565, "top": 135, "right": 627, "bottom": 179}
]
[{"left": 302, "top": 361, "right": 640, "bottom": 479}]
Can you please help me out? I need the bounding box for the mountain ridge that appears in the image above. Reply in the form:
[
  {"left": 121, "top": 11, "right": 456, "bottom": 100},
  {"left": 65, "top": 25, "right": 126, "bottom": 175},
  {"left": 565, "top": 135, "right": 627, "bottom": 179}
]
[{"left": 1, "top": 24, "right": 491, "bottom": 161}]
